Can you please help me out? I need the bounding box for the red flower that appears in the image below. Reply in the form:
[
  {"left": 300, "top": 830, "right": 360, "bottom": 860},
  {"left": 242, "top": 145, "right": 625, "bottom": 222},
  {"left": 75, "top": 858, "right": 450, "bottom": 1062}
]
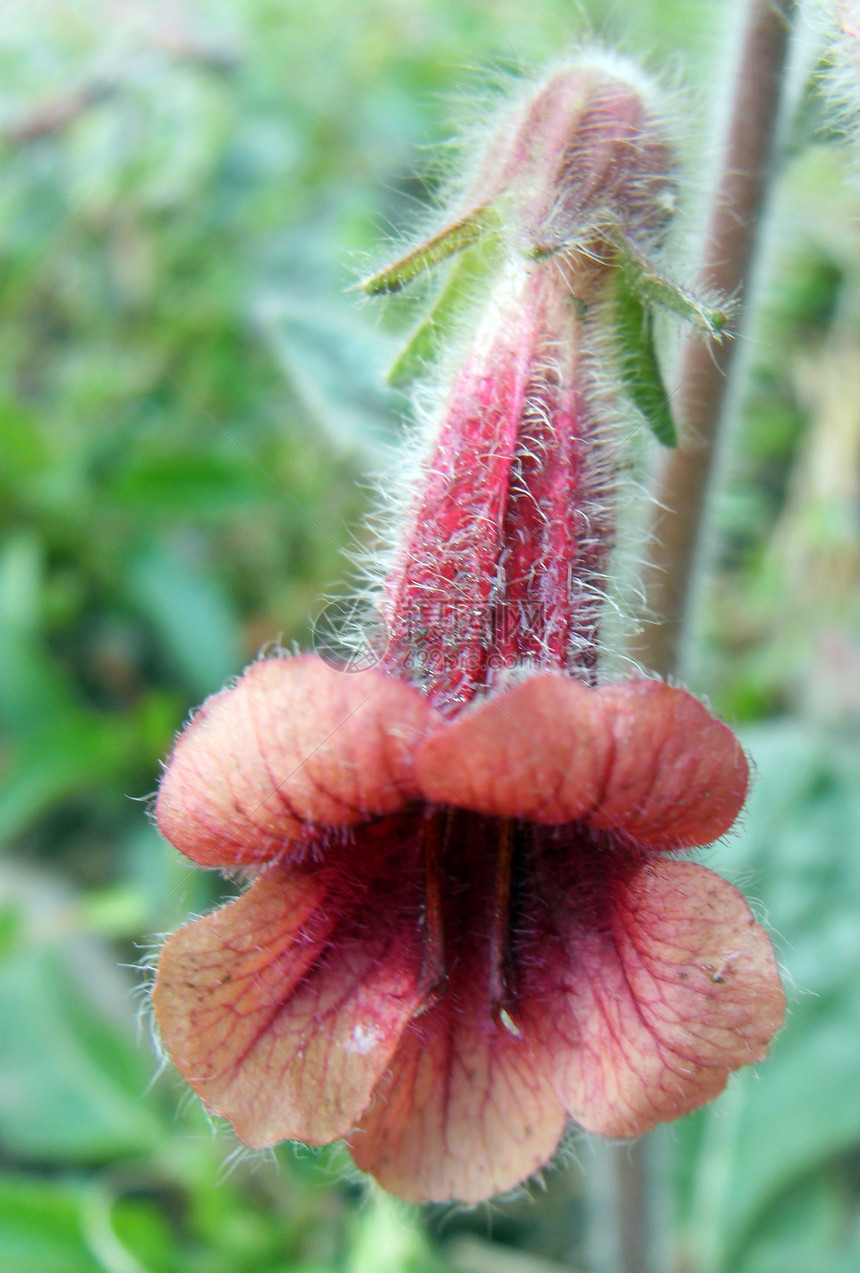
[
  {"left": 153, "top": 654, "right": 784, "bottom": 1203},
  {"left": 152, "top": 55, "right": 784, "bottom": 1203}
]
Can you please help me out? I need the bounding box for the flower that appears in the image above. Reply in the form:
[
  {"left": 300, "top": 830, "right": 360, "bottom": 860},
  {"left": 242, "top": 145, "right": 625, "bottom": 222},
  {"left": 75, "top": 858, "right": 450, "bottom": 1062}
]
[
  {"left": 153, "top": 654, "right": 785, "bottom": 1203},
  {"left": 152, "top": 51, "right": 785, "bottom": 1203}
]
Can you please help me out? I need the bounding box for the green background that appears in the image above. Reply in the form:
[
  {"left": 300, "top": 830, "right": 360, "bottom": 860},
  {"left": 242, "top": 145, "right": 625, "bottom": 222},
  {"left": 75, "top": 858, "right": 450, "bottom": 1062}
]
[{"left": 1, "top": 1, "right": 858, "bottom": 1270}]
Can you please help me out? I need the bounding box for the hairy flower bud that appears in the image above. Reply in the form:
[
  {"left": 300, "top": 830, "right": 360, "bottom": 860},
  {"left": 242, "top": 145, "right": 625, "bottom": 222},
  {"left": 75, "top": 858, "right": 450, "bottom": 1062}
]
[
  {"left": 370, "top": 56, "right": 709, "bottom": 709},
  {"left": 380, "top": 260, "right": 616, "bottom": 711},
  {"left": 462, "top": 58, "right": 676, "bottom": 259}
]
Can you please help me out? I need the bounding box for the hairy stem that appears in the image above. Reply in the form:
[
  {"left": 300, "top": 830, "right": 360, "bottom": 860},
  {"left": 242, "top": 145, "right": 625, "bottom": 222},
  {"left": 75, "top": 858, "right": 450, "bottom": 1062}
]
[
  {"left": 637, "top": 0, "right": 797, "bottom": 680},
  {"left": 599, "top": 5, "right": 797, "bottom": 1273}
]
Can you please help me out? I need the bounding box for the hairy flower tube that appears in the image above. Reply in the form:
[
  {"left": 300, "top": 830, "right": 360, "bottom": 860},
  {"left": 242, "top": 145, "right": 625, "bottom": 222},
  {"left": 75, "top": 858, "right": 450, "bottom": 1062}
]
[{"left": 152, "top": 53, "right": 785, "bottom": 1203}]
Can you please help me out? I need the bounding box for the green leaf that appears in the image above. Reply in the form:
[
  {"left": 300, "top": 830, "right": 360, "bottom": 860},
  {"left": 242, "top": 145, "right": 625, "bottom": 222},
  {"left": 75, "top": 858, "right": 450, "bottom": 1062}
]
[
  {"left": 0, "top": 709, "right": 143, "bottom": 844},
  {"left": 0, "top": 941, "right": 165, "bottom": 1162},
  {"left": 110, "top": 454, "right": 270, "bottom": 518},
  {"left": 259, "top": 295, "right": 398, "bottom": 454},
  {"left": 386, "top": 235, "right": 500, "bottom": 386},
  {"left": 127, "top": 541, "right": 242, "bottom": 698},
  {"left": 613, "top": 272, "right": 677, "bottom": 447},
  {"left": 0, "top": 1178, "right": 101, "bottom": 1273},
  {"left": 347, "top": 1190, "right": 438, "bottom": 1273},
  {"left": 732, "top": 1170, "right": 858, "bottom": 1273}
]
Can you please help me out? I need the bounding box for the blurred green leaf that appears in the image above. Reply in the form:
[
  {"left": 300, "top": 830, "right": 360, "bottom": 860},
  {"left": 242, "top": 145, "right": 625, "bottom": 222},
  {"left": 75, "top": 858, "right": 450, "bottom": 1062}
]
[
  {"left": 258, "top": 292, "right": 398, "bottom": 455},
  {"left": 347, "top": 1190, "right": 440, "bottom": 1273},
  {"left": 126, "top": 541, "right": 242, "bottom": 697},
  {"left": 0, "top": 703, "right": 164, "bottom": 844},
  {"left": 111, "top": 453, "right": 270, "bottom": 518},
  {"left": 0, "top": 939, "right": 165, "bottom": 1162},
  {"left": 0, "top": 1178, "right": 101, "bottom": 1273},
  {"left": 729, "top": 1168, "right": 859, "bottom": 1273}
]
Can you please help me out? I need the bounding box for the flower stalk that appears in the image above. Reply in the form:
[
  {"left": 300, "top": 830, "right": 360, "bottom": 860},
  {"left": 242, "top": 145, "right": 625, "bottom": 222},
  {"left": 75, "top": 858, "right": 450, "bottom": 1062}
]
[
  {"left": 615, "top": 5, "right": 797, "bottom": 1272},
  {"left": 637, "top": 0, "right": 798, "bottom": 681}
]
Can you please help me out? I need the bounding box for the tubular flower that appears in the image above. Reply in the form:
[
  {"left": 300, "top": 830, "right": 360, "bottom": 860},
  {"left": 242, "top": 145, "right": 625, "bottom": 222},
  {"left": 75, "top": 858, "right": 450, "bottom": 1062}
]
[
  {"left": 154, "top": 656, "right": 783, "bottom": 1203},
  {"left": 152, "top": 52, "right": 784, "bottom": 1203}
]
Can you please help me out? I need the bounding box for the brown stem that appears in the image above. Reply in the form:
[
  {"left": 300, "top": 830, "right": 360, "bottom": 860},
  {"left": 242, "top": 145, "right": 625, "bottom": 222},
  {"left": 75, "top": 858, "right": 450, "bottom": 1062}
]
[
  {"left": 1, "top": 84, "right": 115, "bottom": 145},
  {"left": 637, "top": 0, "right": 797, "bottom": 680},
  {"left": 598, "top": 6, "right": 797, "bottom": 1273}
]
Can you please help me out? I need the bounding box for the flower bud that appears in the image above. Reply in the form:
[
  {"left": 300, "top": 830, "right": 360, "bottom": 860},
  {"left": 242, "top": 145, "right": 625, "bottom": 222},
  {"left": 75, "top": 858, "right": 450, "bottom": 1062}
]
[
  {"left": 463, "top": 58, "right": 676, "bottom": 260},
  {"left": 370, "top": 55, "right": 704, "bottom": 710},
  {"left": 379, "top": 260, "right": 615, "bottom": 711}
]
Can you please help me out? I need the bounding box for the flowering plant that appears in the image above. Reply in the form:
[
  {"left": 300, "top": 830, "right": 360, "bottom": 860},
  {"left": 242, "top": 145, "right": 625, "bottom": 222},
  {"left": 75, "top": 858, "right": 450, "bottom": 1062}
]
[{"left": 152, "top": 51, "right": 784, "bottom": 1203}]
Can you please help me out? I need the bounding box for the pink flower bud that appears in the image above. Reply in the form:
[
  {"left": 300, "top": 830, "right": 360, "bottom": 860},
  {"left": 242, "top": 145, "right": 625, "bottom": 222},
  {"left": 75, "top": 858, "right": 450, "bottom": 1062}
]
[
  {"left": 370, "top": 54, "right": 695, "bottom": 711},
  {"left": 380, "top": 261, "right": 616, "bottom": 711},
  {"left": 463, "top": 58, "right": 675, "bottom": 258}
]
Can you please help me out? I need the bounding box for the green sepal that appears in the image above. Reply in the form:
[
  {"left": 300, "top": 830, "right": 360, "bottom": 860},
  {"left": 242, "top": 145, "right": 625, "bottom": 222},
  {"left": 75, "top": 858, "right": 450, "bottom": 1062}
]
[
  {"left": 386, "top": 235, "right": 500, "bottom": 386},
  {"left": 613, "top": 271, "right": 678, "bottom": 448},
  {"left": 608, "top": 227, "right": 733, "bottom": 340},
  {"left": 360, "top": 204, "right": 493, "bottom": 296}
]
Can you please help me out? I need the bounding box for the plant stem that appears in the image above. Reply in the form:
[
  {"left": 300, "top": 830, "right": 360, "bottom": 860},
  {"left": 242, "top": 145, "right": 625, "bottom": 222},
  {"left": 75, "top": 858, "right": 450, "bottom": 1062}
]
[
  {"left": 637, "top": 0, "right": 797, "bottom": 681},
  {"left": 599, "top": 4, "right": 797, "bottom": 1273}
]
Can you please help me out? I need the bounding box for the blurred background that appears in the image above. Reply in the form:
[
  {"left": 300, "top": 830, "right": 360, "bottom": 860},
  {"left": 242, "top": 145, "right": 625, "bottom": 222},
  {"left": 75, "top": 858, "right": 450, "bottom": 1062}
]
[{"left": 1, "top": 1, "right": 859, "bottom": 1270}]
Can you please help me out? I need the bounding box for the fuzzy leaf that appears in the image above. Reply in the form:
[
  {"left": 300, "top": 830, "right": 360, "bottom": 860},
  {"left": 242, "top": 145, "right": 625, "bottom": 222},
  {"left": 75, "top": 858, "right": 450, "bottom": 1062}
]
[
  {"left": 361, "top": 205, "right": 493, "bottom": 295},
  {"left": 610, "top": 228, "right": 732, "bottom": 339},
  {"left": 614, "top": 272, "right": 677, "bottom": 447},
  {"left": 386, "top": 236, "right": 499, "bottom": 385}
]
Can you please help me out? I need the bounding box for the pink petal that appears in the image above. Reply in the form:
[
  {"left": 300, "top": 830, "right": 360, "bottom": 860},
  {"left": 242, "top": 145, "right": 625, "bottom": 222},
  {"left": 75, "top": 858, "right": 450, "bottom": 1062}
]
[
  {"left": 156, "top": 655, "right": 440, "bottom": 867},
  {"left": 588, "top": 682, "right": 749, "bottom": 848},
  {"left": 414, "top": 673, "right": 611, "bottom": 822},
  {"left": 537, "top": 859, "right": 785, "bottom": 1137},
  {"left": 348, "top": 994, "right": 568, "bottom": 1204},
  {"left": 153, "top": 859, "right": 425, "bottom": 1146}
]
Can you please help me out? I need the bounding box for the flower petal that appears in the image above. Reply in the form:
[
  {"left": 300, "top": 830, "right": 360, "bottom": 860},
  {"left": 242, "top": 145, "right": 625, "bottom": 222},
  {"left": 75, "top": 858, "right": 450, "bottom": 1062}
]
[
  {"left": 588, "top": 682, "right": 749, "bottom": 848},
  {"left": 349, "top": 995, "right": 567, "bottom": 1203},
  {"left": 537, "top": 859, "right": 785, "bottom": 1137},
  {"left": 414, "top": 673, "right": 610, "bottom": 822},
  {"left": 156, "top": 655, "right": 440, "bottom": 867},
  {"left": 153, "top": 858, "right": 425, "bottom": 1146}
]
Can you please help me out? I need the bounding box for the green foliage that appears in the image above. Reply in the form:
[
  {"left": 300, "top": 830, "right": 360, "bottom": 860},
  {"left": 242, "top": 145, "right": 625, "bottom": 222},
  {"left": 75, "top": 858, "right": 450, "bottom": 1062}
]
[
  {"left": 669, "top": 725, "right": 860, "bottom": 1272},
  {"left": 612, "top": 273, "right": 677, "bottom": 447}
]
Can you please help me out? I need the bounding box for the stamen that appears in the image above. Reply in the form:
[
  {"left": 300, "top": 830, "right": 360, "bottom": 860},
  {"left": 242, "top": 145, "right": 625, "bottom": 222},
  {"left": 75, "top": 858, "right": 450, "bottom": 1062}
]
[
  {"left": 413, "top": 807, "right": 449, "bottom": 1015},
  {"left": 490, "top": 819, "right": 519, "bottom": 1034}
]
